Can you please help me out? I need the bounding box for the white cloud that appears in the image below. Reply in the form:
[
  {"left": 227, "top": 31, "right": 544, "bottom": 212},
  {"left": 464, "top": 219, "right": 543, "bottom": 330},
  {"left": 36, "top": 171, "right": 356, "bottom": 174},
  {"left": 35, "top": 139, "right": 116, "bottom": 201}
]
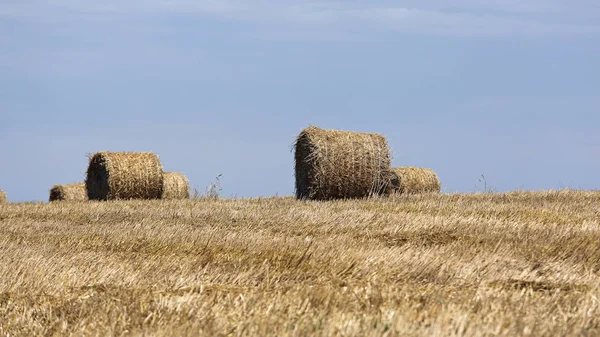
[
  {"left": 353, "top": 7, "right": 600, "bottom": 36},
  {"left": 1, "top": 0, "right": 599, "bottom": 37}
]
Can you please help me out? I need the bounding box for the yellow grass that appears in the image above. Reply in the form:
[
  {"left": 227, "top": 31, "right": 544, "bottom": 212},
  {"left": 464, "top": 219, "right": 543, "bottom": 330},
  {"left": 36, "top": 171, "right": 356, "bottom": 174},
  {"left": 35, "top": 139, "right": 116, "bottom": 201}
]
[{"left": 1, "top": 190, "right": 600, "bottom": 336}]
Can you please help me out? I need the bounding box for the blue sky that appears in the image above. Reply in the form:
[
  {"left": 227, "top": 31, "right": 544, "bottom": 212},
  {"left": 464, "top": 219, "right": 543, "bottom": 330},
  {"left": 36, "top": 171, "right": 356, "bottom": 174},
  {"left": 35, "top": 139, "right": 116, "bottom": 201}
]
[{"left": 1, "top": 0, "right": 600, "bottom": 201}]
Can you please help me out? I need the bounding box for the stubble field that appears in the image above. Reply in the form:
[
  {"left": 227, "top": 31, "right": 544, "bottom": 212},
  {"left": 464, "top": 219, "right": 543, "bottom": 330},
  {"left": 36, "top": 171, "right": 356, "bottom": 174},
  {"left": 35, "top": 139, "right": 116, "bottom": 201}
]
[{"left": 1, "top": 190, "right": 600, "bottom": 336}]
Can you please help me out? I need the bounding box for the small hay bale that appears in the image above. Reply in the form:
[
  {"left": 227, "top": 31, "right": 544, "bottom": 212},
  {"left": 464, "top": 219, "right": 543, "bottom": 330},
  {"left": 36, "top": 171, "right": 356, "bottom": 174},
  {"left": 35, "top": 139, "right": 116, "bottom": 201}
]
[
  {"left": 86, "top": 152, "right": 164, "bottom": 200},
  {"left": 162, "top": 172, "right": 190, "bottom": 200},
  {"left": 49, "top": 183, "right": 87, "bottom": 202},
  {"left": 0, "top": 189, "right": 6, "bottom": 204},
  {"left": 390, "top": 167, "right": 441, "bottom": 194},
  {"left": 294, "top": 126, "right": 393, "bottom": 200}
]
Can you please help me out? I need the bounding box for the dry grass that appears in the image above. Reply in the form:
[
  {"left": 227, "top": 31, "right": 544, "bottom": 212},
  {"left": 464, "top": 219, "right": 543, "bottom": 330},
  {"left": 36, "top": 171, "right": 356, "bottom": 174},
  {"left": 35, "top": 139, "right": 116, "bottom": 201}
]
[
  {"left": 49, "top": 183, "right": 87, "bottom": 202},
  {"left": 1, "top": 190, "right": 600, "bottom": 336},
  {"left": 162, "top": 172, "right": 190, "bottom": 200},
  {"left": 86, "top": 152, "right": 164, "bottom": 200},
  {"left": 391, "top": 167, "right": 441, "bottom": 194},
  {"left": 294, "top": 126, "right": 393, "bottom": 200},
  {"left": 0, "top": 189, "right": 6, "bottom": 203}
]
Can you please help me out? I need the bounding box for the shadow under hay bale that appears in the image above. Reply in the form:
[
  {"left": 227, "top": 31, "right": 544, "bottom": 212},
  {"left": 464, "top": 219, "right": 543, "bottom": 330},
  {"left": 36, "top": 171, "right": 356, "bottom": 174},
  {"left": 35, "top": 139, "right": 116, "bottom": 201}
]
[
  {"left": 0, "top": 189, "right": 6, "bottom": 204},
  {"left": 294, "top": 126, "right": 393, "bottom": 200},
  {"left": 86, "top": 152, "right": 164, "bottom": 200},
  {"left": 390, "top": 167, "right": 441, "bottom": 195},
  {"left": 49, "top": 183, "right": 87, "bottom": 202},
  {"left": 162, "top": 172, "right": 190, "bottom": 200}
]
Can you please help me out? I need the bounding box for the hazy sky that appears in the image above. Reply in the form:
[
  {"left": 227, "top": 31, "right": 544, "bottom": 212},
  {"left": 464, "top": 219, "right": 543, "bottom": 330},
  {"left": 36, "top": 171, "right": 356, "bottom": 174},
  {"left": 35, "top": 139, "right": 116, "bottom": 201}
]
[{"left": 1, "top": 0, "right": 600, "bottom": 202}]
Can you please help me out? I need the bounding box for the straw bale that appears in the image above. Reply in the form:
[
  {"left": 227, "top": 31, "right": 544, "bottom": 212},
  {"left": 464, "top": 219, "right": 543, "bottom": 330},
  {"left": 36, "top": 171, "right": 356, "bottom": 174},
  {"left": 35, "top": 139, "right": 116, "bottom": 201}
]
[
  {"left": 86, "top": 152, "right": 164, "bottom": 200},
  {"left": 0, "top": 189, "right": 6, "bottom": 204},
  {"left": 391, "top": 167, "right": 441, "bottom": 194},
  {"left": 49, "top": 183, "right": 87, "bottom": 202},
  {"left": 294, "top": 126, "right": 393, "bottom": 200},
  {"left": 162, "top": 172, "right": 190, "bottom": 200}
]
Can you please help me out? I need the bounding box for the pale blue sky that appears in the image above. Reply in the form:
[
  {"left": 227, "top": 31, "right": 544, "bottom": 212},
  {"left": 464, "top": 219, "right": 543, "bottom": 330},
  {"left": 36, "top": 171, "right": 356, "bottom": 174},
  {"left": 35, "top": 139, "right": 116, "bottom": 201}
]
[{"left": 1, "top": 1, "right": 600, "bottom": 202}]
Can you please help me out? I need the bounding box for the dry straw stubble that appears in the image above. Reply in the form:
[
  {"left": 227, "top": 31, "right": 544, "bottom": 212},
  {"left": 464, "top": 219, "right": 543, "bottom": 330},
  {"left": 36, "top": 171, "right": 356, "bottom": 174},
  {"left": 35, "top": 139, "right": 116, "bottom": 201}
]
[
  {"left": 0, "top": 189, "right": 6, "bottom": 204},
  {"left": 86, "top": 152, "right": 164, "bottom": 200},
  {"left": 49, "top": 183, "right": 87, "bottom": 202},
  {"left": 162, "top": 172, "right": 190, "bottom": 200},
  {"left": 294, "top": 126, "right": 393, "bottom": 200},
  {"left": 391, "top": 167, "right": 441, "bottom": 194},
  {"left": 3, "top": 191, "right": 600, "bottom": 336}
]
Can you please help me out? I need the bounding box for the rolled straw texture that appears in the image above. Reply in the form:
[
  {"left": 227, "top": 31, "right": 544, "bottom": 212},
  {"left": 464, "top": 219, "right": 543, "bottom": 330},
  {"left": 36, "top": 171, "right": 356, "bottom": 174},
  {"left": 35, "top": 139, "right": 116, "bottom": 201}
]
[
  {"left": 49, "top": 183, "right": 87, "bottom": 202},
  {"left": 86, "top": 152, "right": 164, "bottom": 200},
  {"left": 390, "top": 167, "right": 441, "bottom": 194},
  {"left": 294, "top": 126, "right": 393, "bottom": 200},
  {"left": 161, "top": 172, "right": 190, "bottom": 200}
]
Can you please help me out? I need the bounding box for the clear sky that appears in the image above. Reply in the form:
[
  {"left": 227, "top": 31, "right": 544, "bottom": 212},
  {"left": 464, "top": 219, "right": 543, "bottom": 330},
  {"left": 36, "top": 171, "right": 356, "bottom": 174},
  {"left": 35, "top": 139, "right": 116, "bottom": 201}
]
[{"left": 1, "top": 1, "right": 600, "bottom": 202}]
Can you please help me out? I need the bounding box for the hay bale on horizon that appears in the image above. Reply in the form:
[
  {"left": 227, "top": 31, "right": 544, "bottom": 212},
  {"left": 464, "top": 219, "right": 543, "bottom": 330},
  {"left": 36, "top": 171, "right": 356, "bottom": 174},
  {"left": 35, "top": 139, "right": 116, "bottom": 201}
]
[
  {"left": 86, "top": 152, "right": 164, "bottom": 200},
  {"left": 49, "top": 183, "right": 87, "bottom": 202},
  {"left": 294, "top": 126, "right": 393, "bottom": 200},
  {"left": 0, "top": 189, "right": 6, "bottom": 204},
  {"left": 162, "top": 172, "right": 190, "bottom": 200},
  {"left": 391, "top": 167, "right": 441, "bottom": 195}
]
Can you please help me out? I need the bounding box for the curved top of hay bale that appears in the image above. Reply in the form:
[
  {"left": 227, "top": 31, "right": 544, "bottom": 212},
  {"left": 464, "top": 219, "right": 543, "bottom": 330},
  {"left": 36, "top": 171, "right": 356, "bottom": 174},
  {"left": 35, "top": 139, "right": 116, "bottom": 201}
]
[
  {"left": 0, "top": 189, "right": 6, "bottom": 204},
  {"left": 162, "top": 172, "right": 190, "bottom": 200},
  {"left": 49, "top": 183, "right": 87, "bottom": 202},
  {"left": 294, "top": 126, "right": 393, "bottom": 200},
  {"left": 86, "top": 152, "right": 164, "bottom": 200},
  {"left": 391, "top": 167, "right": 440, "bottom": 194}
]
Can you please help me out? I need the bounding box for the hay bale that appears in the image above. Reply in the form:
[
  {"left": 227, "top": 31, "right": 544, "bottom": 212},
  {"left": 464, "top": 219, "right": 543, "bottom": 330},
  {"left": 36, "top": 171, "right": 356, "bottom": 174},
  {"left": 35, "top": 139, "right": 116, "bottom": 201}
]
[
  {"left": 86, "top": 152, "right": 164, "bottom": 200},
  {"left": 49, "top": 183, "right": 87, "bottom": 202},
  {"left": 294, "top": 126, "right": 393, "bottom": 200},
  {"left": 0, "top": 189, "right": 6, "bottom": 204},
  {"left": 390, "top": 167, "right": 441, "bottom": 194},
  {"left": 162, "top": 172, "right": 190, "bottom": 200}
]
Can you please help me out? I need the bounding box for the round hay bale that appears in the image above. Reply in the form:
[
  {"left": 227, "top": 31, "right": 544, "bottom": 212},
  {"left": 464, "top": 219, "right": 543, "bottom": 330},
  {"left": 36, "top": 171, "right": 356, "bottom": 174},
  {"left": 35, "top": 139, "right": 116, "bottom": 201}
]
[
  {"left": 86, "top": 152, "right": 164, "bottom": 200},
  {"left": 390, "top": 167, "right": 441, "bottom": 194},
  {"left": 294, "top": 126, "right": 393, "bottom": 200},
  {"left": 0, "top": 189, "right": 7, "bottom": 204},
  {"left": 49, "top": 183, "right": 87, "bottom": 202},
  {"left": 162, "top": 172, "right": 190, "bottom": 200}
]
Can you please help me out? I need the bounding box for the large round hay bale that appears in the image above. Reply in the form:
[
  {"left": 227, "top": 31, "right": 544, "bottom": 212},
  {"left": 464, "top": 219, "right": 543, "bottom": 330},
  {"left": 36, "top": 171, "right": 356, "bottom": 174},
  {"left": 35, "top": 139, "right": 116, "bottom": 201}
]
[
  {"left": 0, "top": 189, "right": 6, "bottom": 204},
  {"left": 390, "top": 167, "right": 441, "bottom": 194},
  {"left": 294, "top": 126, "right": 393, "bottom": 200},
  {"left": 49, "top": 183, "right": 87, "bottom": 202},
  {"left": 86, "top": 152, "right": 164, "bottom": 200},
  {"left": 162, "top": 172, "right": 190, "bottom": 200}
]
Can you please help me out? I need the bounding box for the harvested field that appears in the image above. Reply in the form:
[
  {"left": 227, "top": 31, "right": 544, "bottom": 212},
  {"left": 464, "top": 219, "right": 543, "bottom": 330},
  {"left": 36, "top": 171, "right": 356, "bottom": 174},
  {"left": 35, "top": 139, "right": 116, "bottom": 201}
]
[
  {"left": 162, "top": 172, "right": 190, "bottom": 200},
  {"left": 86, "top": 151, "right": 163, "bottom": 200},
  {"left": 49, "top": 183, "right": 87, "bottom": 202},
  {"left": 391, "top": 167, "right": 441, "bottom": 194},
  {"left": 1, "top": 190, "right": 600, "bottom": 336},
  {"left": 294, "top": 126, "right": 392, "bottom": 200}
]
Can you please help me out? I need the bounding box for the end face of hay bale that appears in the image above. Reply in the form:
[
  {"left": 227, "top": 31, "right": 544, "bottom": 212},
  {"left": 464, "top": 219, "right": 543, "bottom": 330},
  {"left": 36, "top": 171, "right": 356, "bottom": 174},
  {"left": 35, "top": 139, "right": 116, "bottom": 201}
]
[
  {"left": 86, "top": 152, "right": 164, "bottom": 200},
  {"left": 0, "top": 189, "right": 7, "bottom": 204},
  {"left": 161, "top": 172, "right": 190, "bottom": 200},
  {"left": 391, "top": 167, "right": 441, "bottom": 194},
  {"left": 49, "top": 183, "right": 87, "bottom": 202},
  {"left": 294, "top": 126, "right": 393, "bottom": 200}
]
